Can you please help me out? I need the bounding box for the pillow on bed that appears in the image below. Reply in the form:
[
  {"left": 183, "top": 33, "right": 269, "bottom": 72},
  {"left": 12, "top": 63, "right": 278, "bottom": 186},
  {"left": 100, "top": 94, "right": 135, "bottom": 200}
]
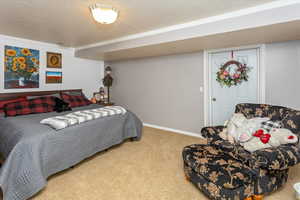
[
  {"left": 61, "top": 93, "right": 91, "bottom": 108},
  {"left": 65, "top": 91, "right": 83, "bottom": 96},
  {"left": 3, "top": 96, "right": 56, "bottom": 117},
  {"left": 63, "top": 91, "right": 89, "bottom": 101},
  {"left": 0, "top": 97, "right": 27, "bottom": 113},
  {"left": 27, "top": 93, "right": 61, "bottom": 100}
]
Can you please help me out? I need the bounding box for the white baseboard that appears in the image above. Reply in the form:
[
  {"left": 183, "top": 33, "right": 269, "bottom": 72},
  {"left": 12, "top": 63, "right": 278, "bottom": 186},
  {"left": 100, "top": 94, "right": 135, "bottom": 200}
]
[{"left": 143, "top": 123, "right": 203, "bottom": 138}]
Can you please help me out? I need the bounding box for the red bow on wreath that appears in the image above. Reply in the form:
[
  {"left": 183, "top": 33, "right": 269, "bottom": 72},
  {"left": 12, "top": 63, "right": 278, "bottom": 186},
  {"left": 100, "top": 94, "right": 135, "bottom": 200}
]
[{"left": 253, "top": 129, "right": 271, "bottom": 144}]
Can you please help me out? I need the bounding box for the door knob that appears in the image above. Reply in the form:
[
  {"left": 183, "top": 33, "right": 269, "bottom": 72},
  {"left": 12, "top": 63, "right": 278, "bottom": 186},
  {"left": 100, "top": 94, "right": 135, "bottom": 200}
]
[{"left": 212, "top": 98, "right": 216, "bottom": 102}]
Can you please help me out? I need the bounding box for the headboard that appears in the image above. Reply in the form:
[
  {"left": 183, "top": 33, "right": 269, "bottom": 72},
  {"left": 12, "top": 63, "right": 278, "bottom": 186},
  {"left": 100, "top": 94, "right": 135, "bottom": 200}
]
[{"left": 0, "top": 89, "right": 82, "bottom": 100}]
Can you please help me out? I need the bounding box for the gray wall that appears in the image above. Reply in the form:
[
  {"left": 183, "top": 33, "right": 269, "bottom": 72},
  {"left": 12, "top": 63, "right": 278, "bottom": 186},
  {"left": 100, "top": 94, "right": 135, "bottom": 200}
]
[
  {"left": 108, "top": 40, "right": 300, "bottom": 133},
  {"left": 109, "top": 52, "right": 204, "bottom": 133},
  {"left": 265, "top": 40, "right": 300, "bottom": 110}
]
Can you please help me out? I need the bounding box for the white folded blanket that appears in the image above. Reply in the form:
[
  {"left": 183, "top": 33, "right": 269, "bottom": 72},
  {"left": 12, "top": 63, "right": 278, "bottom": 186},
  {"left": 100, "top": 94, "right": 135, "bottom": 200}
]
[{"left": 41, "top": 106, "right": 127, "bottom": 130}]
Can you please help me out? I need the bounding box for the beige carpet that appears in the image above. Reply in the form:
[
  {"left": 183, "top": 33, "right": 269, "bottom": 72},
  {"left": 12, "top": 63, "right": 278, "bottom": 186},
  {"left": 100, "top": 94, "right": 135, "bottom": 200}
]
[{"left": 32, "top": 127, "right": 300, "bottom": 200}]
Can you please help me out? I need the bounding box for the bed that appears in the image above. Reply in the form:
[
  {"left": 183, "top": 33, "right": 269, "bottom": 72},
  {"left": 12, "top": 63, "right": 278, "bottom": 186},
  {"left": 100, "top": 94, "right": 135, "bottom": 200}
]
[{"left": 0, "top": 89, "right": 143, "bottom": 200}]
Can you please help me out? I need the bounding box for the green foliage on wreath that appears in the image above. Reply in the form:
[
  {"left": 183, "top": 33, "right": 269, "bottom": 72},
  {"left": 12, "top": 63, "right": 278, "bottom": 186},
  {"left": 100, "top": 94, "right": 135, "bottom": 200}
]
[{"left": 216, "top": 60, "right": 251, "bottom": 87}]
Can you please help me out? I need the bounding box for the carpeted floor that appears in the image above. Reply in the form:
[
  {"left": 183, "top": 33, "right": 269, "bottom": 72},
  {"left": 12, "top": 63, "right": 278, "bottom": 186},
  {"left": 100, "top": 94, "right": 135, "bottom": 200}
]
[{"left": 32, "top": 127, "right": 300, "bottom": 200}]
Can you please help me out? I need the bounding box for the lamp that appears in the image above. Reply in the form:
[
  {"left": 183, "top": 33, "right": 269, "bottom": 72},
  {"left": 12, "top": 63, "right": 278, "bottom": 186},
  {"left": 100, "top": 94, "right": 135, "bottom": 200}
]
[
  {"left": 90, "top": 4, "right": 119, "bottom": 24},
  {"left": 103, "top": 66, "right": 113, "bottom": 103},
  {"left": 105, "top": 66, "right": 112, "bottom": 74}
]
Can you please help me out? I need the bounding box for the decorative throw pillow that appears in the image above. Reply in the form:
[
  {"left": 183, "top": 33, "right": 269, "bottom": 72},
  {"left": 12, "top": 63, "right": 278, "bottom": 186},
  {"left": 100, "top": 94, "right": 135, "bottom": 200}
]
[
  {"left": 226, "top": 113, "right": 270, "bottom": 143},
  {"left": 261, "top": 120, "right": 282, "bottom": 132},
  {"left": 61, "top": 93, "right": 91, "bottom": 108},
  {"left": 54, "top": 97, "right": 72, "bottom": 113},
  {"left": 3, "top": 96, "right": 56, "bottom": 117},
  {"left": 0, "top": 97, "right": 27, "bottom": 113}
]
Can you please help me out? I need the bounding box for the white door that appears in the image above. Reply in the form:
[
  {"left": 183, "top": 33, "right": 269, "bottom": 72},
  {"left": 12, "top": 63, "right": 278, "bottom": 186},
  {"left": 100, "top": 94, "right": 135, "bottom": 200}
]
[{"left": 209, "top": 48, "right": 260, "bottom": 125}]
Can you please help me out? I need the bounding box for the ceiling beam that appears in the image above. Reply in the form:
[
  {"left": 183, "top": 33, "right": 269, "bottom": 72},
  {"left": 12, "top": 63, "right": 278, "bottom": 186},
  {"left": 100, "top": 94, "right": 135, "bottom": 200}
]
[{"left": 75, "top": 0, "right": 300, "bottom": 61}]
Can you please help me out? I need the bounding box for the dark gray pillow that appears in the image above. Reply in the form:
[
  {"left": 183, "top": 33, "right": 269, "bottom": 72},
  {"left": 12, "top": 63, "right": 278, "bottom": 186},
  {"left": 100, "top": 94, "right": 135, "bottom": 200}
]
[
  {"left": 27, "top": 93, "right": 61, "bottom": 99},
  {"left": 64, "top": 91, "right": 90, "bottom": 100},
  {"left": 66, "top": 91, "right": 83, "bottom": 96}
]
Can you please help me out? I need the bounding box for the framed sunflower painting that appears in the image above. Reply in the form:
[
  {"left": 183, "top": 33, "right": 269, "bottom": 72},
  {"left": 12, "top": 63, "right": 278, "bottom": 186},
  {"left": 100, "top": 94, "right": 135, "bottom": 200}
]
[{"left": 4, "top": 46, "right": 39, "bottom": 89}]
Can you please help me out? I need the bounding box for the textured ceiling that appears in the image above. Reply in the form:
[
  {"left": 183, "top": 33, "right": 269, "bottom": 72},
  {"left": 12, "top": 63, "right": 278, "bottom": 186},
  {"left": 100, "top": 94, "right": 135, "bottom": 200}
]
[{"left": 0, "top": 0, "right": 277, "bottom": 47}]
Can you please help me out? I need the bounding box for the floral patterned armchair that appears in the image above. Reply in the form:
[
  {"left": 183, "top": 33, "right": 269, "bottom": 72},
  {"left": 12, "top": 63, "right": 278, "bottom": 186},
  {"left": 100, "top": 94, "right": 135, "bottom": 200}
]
[{"left": 182, "top": 103, "right": 300, "bottom": 200}]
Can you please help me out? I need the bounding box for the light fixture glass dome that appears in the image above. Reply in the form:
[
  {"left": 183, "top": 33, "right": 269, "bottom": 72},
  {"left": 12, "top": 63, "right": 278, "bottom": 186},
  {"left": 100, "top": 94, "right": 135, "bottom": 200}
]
[{"left": 90, "top": 4, "right": 118, "bottom": 24}]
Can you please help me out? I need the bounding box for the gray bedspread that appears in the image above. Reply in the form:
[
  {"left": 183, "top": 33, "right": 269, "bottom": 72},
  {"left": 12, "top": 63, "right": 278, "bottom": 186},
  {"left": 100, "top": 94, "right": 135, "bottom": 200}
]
[{"left": 0, "top": 104, "right": 142, "bottom": 200}]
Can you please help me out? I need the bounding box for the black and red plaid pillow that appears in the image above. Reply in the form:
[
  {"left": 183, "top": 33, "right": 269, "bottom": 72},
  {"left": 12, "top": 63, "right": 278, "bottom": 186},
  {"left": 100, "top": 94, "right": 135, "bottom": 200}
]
[
  {"left": 61, "top": 93, "right": 91, "bottom": 108},
  {"left": 3, "top": 96, "right": 56, "bottom": 117}
]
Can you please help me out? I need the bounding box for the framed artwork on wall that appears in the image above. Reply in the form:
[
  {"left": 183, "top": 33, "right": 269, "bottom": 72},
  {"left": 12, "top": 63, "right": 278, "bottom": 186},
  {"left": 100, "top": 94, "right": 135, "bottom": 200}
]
[
  {"left": 47, "top": 52, "right": 62, "bottom": 68},
  {"left": 46, "top": 71, "right": 62, "bottom": 84},
  {"left": 4, "top": 45, "right": 40, "bottom": 89}
]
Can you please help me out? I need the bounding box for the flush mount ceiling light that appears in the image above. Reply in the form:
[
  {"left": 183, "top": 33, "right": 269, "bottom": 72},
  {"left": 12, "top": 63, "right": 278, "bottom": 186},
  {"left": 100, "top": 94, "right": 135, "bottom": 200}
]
[{"left": 90, "top": 4, "right": 119, "bottom": 24}]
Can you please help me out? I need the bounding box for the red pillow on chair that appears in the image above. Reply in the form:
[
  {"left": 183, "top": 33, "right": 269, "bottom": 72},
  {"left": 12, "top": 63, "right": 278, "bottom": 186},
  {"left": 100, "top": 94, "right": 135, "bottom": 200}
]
[
  {"left": 3, "top": 96, "right": 56, "bottom": 117},
  {"left": 0, "top": 97, "right": 27, "bottom": 113},
  {"left": 61, "top": 93, "right": 91, "bottom": 108}
]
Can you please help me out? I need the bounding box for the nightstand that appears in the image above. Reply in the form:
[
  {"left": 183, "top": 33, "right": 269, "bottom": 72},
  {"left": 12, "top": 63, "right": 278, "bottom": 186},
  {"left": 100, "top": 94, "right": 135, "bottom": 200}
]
[{"left": 98, "top": 102, "right": 115, "bottom": 106}]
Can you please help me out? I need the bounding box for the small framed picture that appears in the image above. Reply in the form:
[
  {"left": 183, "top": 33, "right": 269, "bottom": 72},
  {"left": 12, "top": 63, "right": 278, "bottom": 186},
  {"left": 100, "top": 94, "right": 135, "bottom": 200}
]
[
  {"left": 46, "top": 71, "right": 62, "bottom": 84},
  {"left": 47, "top": 52, "right": 62, "bottom": 68}
]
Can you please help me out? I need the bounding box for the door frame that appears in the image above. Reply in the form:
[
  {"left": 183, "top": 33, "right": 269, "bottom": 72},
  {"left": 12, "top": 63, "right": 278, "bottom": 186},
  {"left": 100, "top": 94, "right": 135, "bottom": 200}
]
[{"left": 203, "top": 44, "right": 266, "bottom": 126}]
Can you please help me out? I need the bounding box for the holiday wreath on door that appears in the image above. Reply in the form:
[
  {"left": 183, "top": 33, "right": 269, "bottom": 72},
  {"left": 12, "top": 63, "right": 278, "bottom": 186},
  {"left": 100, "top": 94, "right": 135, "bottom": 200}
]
[{"left": 216, "top": 51, "right": 251, "bottom": 87}]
